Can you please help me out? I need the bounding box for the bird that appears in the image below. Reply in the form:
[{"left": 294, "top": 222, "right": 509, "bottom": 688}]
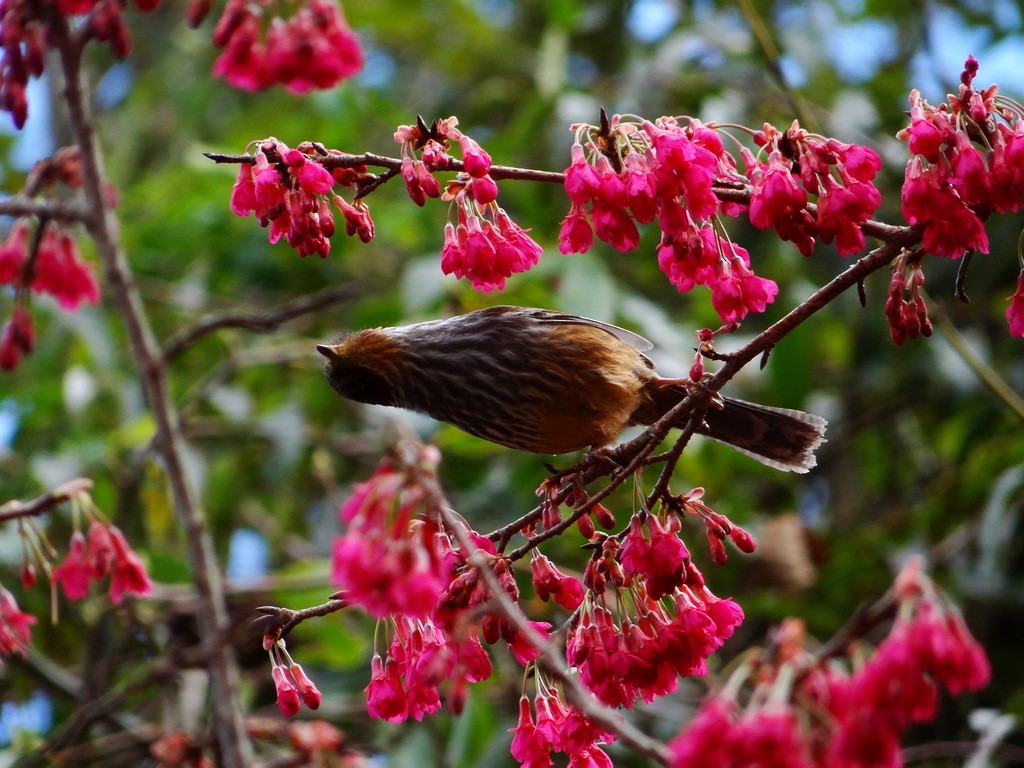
[{"left": 316, "top": 306, "right": 826, "bottom": 472}]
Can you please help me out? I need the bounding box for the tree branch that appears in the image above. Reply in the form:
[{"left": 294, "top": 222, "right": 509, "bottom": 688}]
[
  {"left": 204, "top": 150, "right": 567, "bottom": 185},
  {"left": 0, "top": 196, "right": 92, "bottom": 224},
  {"left": 0, "top": 478, "right": 92, "bottom": 524},
  {"left": 49, "top": 13, "right": 253, "bottom": 768},
  {"left": 162, "top": 283, "right": 360, "bottom": 362}
]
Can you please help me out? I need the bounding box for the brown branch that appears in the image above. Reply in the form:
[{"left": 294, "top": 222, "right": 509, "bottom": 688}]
[
  {"left": 252, "top": 597, "right": 348, "bottom": 643},
  {"left": 706, "top": 228, "right": 920, "bottom": 391},
  {"left": 0, "top": 478, "right": 92, "bottom": 524},
  {"left": 49, "top": 13, "right": 253, "bottom": 768},
  {"left": 204, "top": 150, "right": 567, "bottom": 185},
  {"left": 162, "top": 283, "right": 360, "bottom": 362},
  {"left": 0, "top": 196, "right": 92, "bottom": 224}
]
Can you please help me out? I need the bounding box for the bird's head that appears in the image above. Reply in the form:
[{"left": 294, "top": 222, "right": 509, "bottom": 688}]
[{"left": 316, "top": 329, "right": 401, "bottom": 407}]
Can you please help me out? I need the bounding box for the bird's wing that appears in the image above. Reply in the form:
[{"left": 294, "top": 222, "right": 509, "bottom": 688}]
[{"left": 521, "top": 308, "right": 655, "bottom": 352}]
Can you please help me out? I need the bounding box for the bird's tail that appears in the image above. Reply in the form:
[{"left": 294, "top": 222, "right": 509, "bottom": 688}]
[
  {"left": 699, "top": 396, "right": 827, "bottom": 473},
  {"left": 645, "top": 387, "right": 827, "bottom": 473}
]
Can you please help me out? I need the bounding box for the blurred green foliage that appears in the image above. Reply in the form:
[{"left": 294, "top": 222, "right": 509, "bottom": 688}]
[{"left": 2, "top": 0, "right": 1024, "bottom": 763}]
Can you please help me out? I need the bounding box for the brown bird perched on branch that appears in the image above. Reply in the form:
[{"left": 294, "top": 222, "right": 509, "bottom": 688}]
[{"left": 316, "top": 306, "right": 826, "bottom": 472}]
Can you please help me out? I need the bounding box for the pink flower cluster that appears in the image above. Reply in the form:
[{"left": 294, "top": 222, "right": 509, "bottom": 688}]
[
  {"left": 821, "top": 563, "right": 990, "bottom": 768},
  {"left": 230, "top": 138, "right": 375, "bottom": 258},
  {"left": 557, "top": 115, "right": 880, "bottom": 324},
  {"left": 566, "top": 514, "right": 744, "bottom": 709},
  {"left": 885, "top": 257, "right": 932, "bottom": 345},
  {"left": 361, "top": 532, "right": 549, "bottom": 722},
  {"left": 675, "top": 486, "right": 756, "bottom": 565},
  {"left": 50, "top": 520, "right": 153, "bottom": 604},
  {"left": 510, "top": 689, "right": 618, "bottom": 768},
  {"left": 0, "top": 221, "right": 100, "bottom": 310},
  {"left": 0, "top": 587, "right": 34, "bottom": 664},
  {"left": 896, "top": 58, "right": 1024, "bottom": 339},
  {"left": 394, "top": 117, "right": 542, "bottom": 291},
  {"left": 328, "top": 446, "right": 557, "bottom": 724},
  {"left": 0, "top": 218, "right": 100, "bottom": 371},
  {"left": 668, "top": 561, "right": 990, "bottom": 768},
  {"left": 0, "top": 0, "right": 158, "bottom": 127},
  {"left": 670, "top": 700, "right": 810, "bottom": 768},
  {"left": 365, "top": 615, "right": 492, "bottom": 722},
  {"left": 211, "top": 0, "right": 362, "bottom": 93},
  {"left": 748, "top": 124, "right": 881, "bottom": 257},
  {"left": 530, "top": 553, "right": 584, "bottom": 610},
  {"left": 330, "top": 453, "right": 449, "bottom": 619}
]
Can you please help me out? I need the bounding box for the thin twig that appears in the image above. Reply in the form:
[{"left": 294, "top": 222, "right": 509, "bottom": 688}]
[
  {"left": 252, "top": 598, "right": 348, "bottom": 643},
  {"left": 162, "top": 283, "right": 360, "bottom": 362},
  {"left": 735, "top": 0, "right": 816, "bottom": 130},
  {"left": 205, "top": 150, "right": 566, "bottom": 185},
  {"left": 706, "top": 231, "right": 920, "bottom": 390},
  {"left": 0, "top": 478, "right": 91, "bottom": 524},
  {"left": 929, "top": 296, "right": 1024, "bottom": 422}
]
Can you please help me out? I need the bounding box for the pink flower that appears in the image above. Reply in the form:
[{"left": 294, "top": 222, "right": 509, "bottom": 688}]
[
  {"left": 657, "top": 225, "right": 721, "bottom": 292},
  {"left": 748, "top": 153, "right": 807, "bottom": 230},
  {"left": 400, "top": 157, "right": 441, "bottom": 206},
  {"left": 289, "top": 663, "right": 323, "bottom": 710},
  {"left": 52, "top": 532, "right": 92, "bottom": 600},
  {"left": 506, "top": 621, "right": 551, "bottom": 666},
  {"left": 336, "top": 196, "right": 375, "bottom": 242},
  {"left": 31, "top": 229, "right": 100, "bottom": 310},
  {"left": 0, "top": 587, "right": 35, "bottom": 661},
  {"left": 0, "top": 306, "right": 34, "bottom": 372},
  {"left": 590, "top": 201, "right": 640, "bottom": 252},
  {"left": 905, "top": 117, "right": 946, "bottom": 161},
  {"left": 285, "top": 150, "right": 334, "bottom": 195},
  {"left": 949, "top": 134, "right": 991, "bottom": 206},
  {"left": 816, "top": 178, "right": 880, "bottom": 256},
  {"left": 837, "top": 142, "right": 882, "bottom": 182},
  {"left": 212, "top": 9, "right": 267, "bottom": 91},
  {"left": 557, "top": 205, "right": 593, "bottom": 255},
  {"left": 365, "top": 654, "right": 408, "bottom": 722},
  {"left": 229, "top": 163, "right": 258, "bottom": 216},
  {"left": 564, "top": 144, "right": 603, "bottom": 205},
  {"left": 86, "top": 520, "right": 115, "bottom": 579},
  {"left": 622, "top": 152, "right": 658, "bottom": 224},
  {"left": 330, "top": 459, "right": 447, "bottom": 618},
  {"left": 272, "top": 664, "right": 301, "bottom": 716},
  {"left": 620, "top": 516, "right": 690, "bottom": 599},
  {"left": 667, "top": 697, "right": 735, "bottom": 768},
  {"left": 459, "top": 136, "right": 492, "bottom": 178},
  {"left": 439, "top": 212, "right": 541, "bottom": 292},
  {"left": 701, "top": 592, "right": 744, "bottom": 642},
  {"left": 671, "top": 699, "right": 812, "bottom": 768},
  {"left": 469, "top": 173, "right": 498, "bottom": 205},
  {"left": 108, "top": 528, "right": 153, "bottom": 604},
  {"left": 1006, "top": 269, "right": 1024, "bottom": 338},
  {"left": 510, "top": 697, "right": 553, "bottom": 768},
  {"left": 0, "top": 221, "right": 28, "bottom": 284},
  {"left": 530, "top": 554, "right": 584, "bottom": 610},
  {"left": 710, "top": 256, "right": 779, "bottom": 323}
]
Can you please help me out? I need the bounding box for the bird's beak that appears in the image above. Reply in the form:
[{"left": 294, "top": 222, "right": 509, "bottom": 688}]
[{"left": 316, "top": 343, "right": 338, "bottom": 360}]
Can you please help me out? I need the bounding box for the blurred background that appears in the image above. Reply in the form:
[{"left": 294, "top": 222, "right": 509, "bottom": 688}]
[{"left": 2, "top": 0, "right": 1024, "bottom": 764}]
